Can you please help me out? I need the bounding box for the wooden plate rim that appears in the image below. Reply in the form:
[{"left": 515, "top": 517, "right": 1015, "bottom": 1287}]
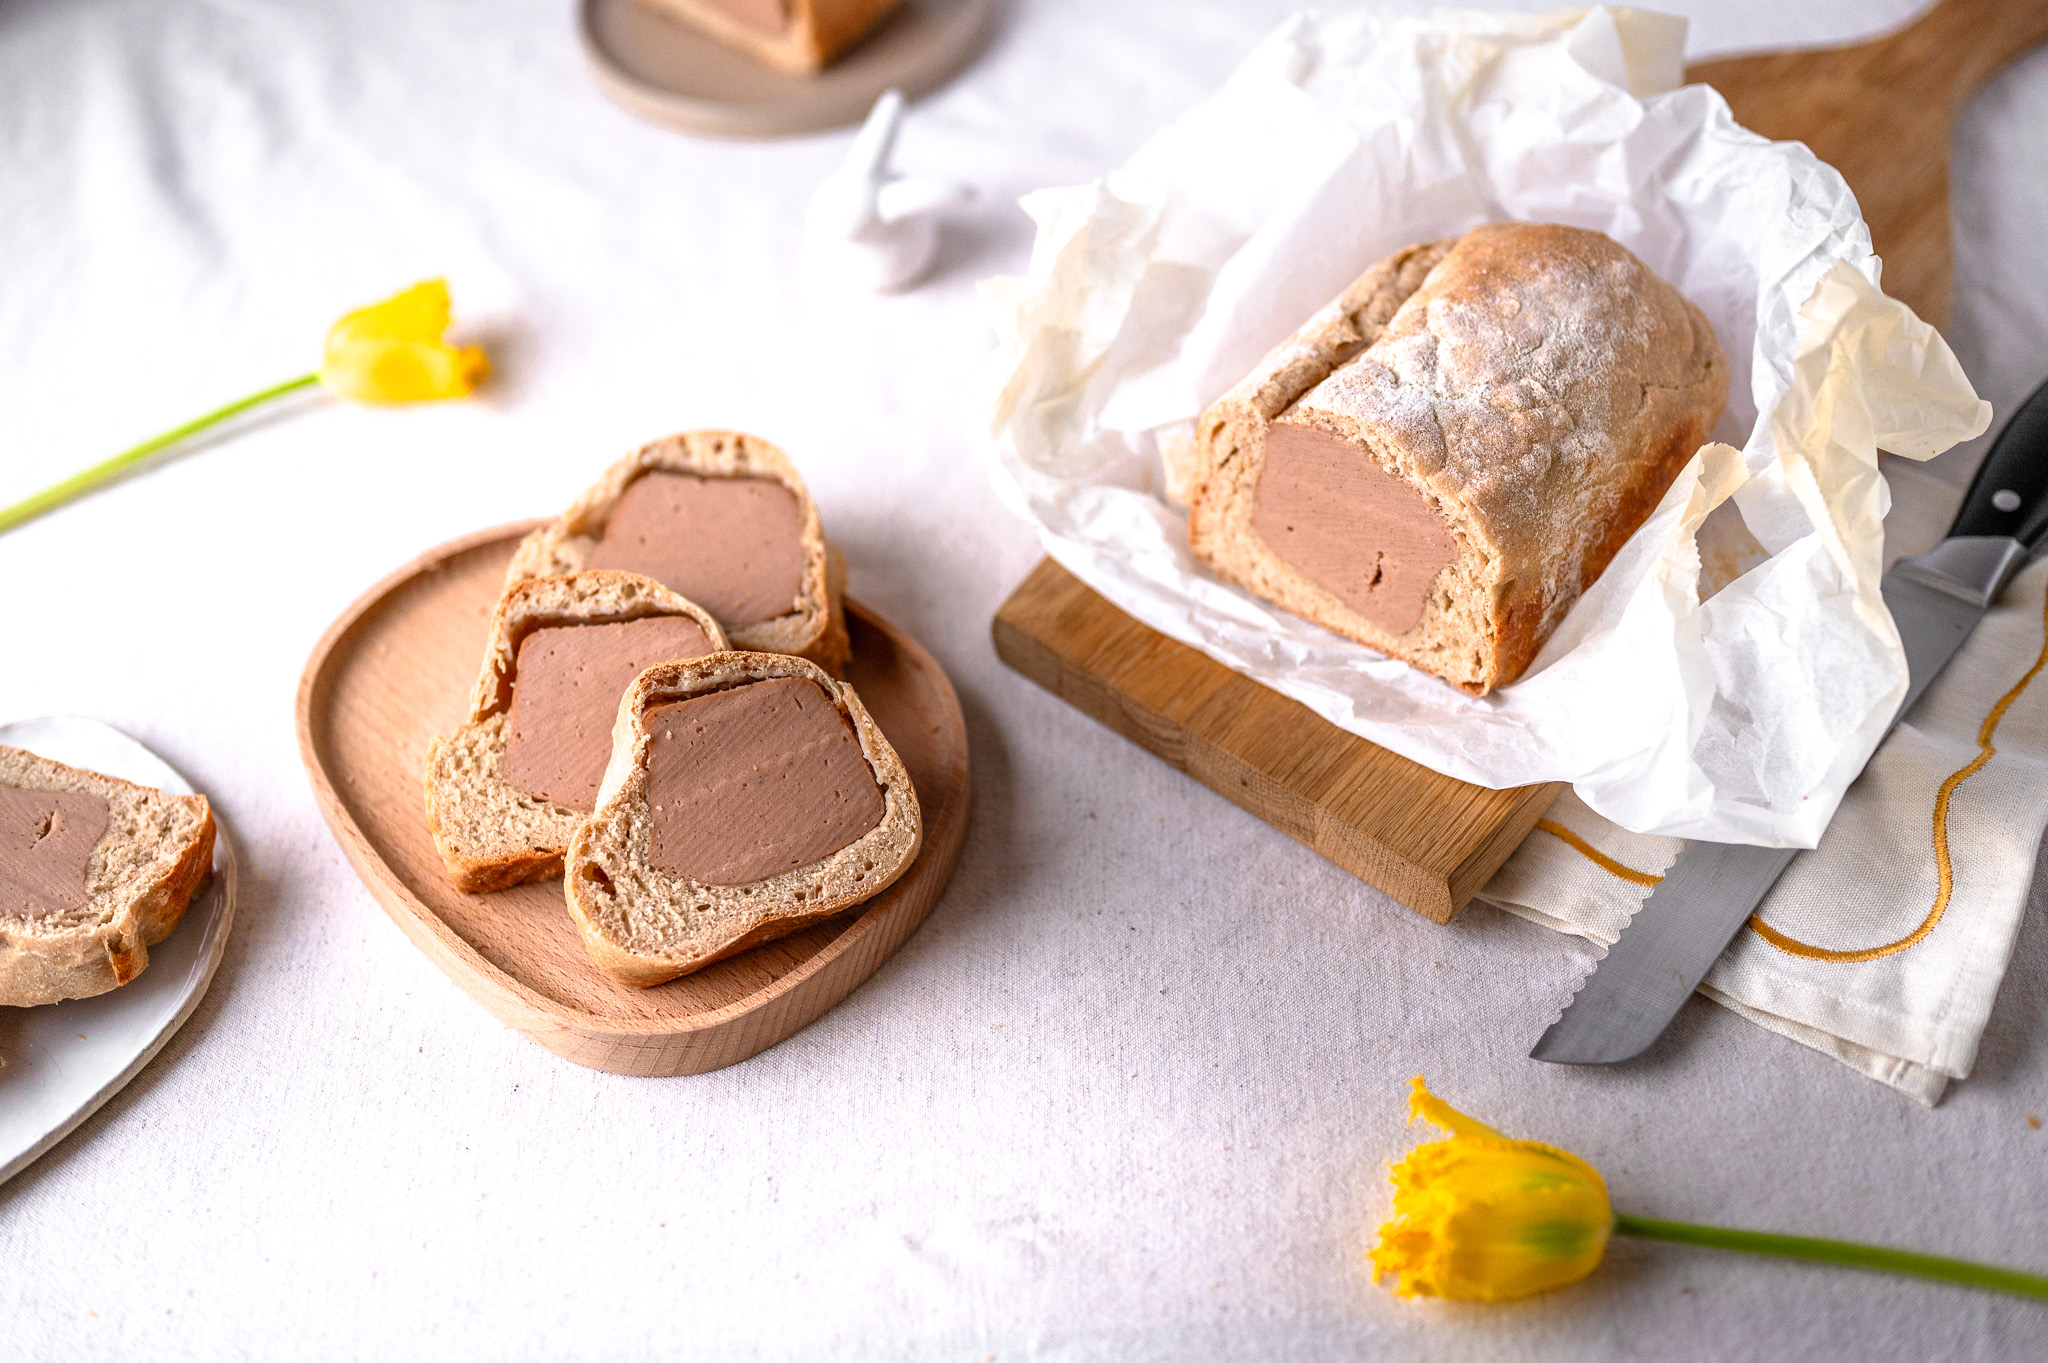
[{"left": 295, "top": 519, "right": 970, "bottom": 1041}]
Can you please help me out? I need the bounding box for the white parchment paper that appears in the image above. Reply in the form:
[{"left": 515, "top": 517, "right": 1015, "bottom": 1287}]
[{"left": 981, "top": 6, "right": 1991, "bottom": 847}]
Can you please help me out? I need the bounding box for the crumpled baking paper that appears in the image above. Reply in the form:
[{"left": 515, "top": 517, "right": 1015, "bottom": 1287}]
[{"left": 980, "top": 6, "right": 1991, "bottom": 847}]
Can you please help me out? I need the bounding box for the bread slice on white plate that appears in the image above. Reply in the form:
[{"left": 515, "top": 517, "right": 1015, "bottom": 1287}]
[
  {"left": 424, "top": 571, "right": 728, "bottom": 893},
  {"left": 505, "top": 430, "right": 851, "bottom": 675},
  {"left": 565, "top": 651, "right": 921, "bottom": 988},
  {"left": 1, "top": 745, "right": 215, "bottom": 1007}
]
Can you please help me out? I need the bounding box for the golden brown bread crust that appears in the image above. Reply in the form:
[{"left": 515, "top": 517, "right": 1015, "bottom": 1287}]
[
  {"left": 505, "top": 430, "right": 849, "bottom": 677},
  {"left": 431, "top": 821, "right": 560, "bottom": 895},
  {"left": 1188, "top": 222, "right": 1729, "bottom": 694},
  {"left": 137, "top": 814, "right": 215, "bottom": 950},
  {"left": 0, "top": 746, "right": 215, "bottom": 1007},
  {"left": 801, "top": 0, "right": 899, "bottom": 66}
]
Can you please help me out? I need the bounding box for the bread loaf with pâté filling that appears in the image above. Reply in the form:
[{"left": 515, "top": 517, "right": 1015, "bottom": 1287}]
[{"left": 1188, "top": 222, "right": 1729, "bottom": 695}]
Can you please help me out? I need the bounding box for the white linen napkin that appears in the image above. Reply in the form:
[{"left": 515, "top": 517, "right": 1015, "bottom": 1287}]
[{"left": 1482, "top": 535, "right": 2048, "bottom": 1104}]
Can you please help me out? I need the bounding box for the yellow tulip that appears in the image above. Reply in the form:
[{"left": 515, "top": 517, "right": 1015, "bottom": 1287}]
[
  {"left": 0, "top": 279, "right": 488, "bottom": 535},
  {"left": 1369, "top": 1077, "right": 1613, "bottom": 1302},
  {"left": 1363, "top": 1079, "right": 2048, "bottom": 1304},
  {"left": 319, "top": 278, "right": 488, "bottom": 403}
]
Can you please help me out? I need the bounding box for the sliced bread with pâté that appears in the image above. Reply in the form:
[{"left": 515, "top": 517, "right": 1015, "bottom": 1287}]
[
  {"left": 424, "top": 570, "right": 728, "bottom": 893},
  {"left": 1, "top": 744, "right": 215, "bottom": 1007},
  {"left": 505, "top": 430, "right": 850, "bottom": 675},
  {"left": 564, "top": 650, "right": 921, "bottom": 987}
]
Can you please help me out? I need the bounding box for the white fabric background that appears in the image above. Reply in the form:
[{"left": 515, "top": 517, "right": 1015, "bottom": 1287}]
[{"left": 2, "top": 1, "right": 2046, "bottom": 1359}]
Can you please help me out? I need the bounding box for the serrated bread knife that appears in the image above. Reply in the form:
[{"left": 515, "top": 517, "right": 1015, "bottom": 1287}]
[{"left": 1532, "top": 375, "right": 2048, "bottom": 1065}]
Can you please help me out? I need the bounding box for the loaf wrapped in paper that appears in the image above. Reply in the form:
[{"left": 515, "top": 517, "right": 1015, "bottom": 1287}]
[{"left": 981, "top": 7, "right": 1990, "bottom": 847}]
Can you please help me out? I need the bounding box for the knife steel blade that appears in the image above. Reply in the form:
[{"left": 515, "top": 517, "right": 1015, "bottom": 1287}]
[{"left": 1532, "top": 375, "right": 2048, "bottom": 1066}]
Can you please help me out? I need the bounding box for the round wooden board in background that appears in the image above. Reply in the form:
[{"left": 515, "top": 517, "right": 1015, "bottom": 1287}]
[
  {"left": 579, "top": 0, "right": 993, "bottom": 139},
  {"left": 296, "top": 521, "right": 970, "bottom": 1077}
]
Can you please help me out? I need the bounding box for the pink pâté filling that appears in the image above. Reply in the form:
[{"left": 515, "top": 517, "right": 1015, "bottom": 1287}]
[
  {"left": 0, "top": 785, "right": 110, "bottom": 919},
  {"left": 587, "top": 472, "right": 806, "bottom": 629},
  {"left": 642, "top": 677, "right": 884, "bottom": 886},
  {"left": 702, "top": 0, "right": 792, "bottom": 34},
  {"left": 502, "top": 616, "right": 718, "bottom": 812}
]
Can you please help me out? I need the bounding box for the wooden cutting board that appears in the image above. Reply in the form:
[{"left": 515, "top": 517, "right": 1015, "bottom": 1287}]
[
  {"left": 992, "top": 0, "right": 2048, "bottom": 924},
  {"left": 299, "top": 521, "right": 970, "bottom": 1076}
]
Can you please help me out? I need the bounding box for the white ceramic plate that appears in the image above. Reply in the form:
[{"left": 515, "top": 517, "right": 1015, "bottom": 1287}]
[{"left": 0, "top": 716, "right": 236, "bottom": 1186}]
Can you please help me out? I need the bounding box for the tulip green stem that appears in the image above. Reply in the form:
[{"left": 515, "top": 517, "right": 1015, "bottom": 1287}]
[
  {"left": 0, "top": 371, "right": 321, "bottom": 536},
  {"left": 1613, "top": 1214, "right": 2048, "bottom": 1301}
]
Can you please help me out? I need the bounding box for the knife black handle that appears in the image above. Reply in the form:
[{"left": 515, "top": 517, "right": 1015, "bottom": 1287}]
[{"left": 1951, "top": 374, "right": 2048, "bottom": 548}]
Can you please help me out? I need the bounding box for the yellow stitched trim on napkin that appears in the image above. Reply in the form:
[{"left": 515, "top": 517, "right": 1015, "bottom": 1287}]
[
  {"left": 1752, "top": 585, "right": 2048, "bottom": 963},
  {"left": 1533, "top": 820, "right": 1663, "bottom": 887},
  {"left": 1531, "top": 584, "right": 2047, "bottom": 964}
]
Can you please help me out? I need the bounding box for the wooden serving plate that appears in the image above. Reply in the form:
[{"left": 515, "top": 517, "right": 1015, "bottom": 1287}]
[
  {"left": 992, "top": 0, "right": 2048, "bottom": 925},
  {"left": 298, "top": 522, "right": 969, "bottom": 1076}
]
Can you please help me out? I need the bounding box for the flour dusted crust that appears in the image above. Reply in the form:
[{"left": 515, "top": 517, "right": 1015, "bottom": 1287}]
[
  {"left": 1189, "top": 223, "right": 1729, "bottom": 694},
  {"left": 505, "top": 430, "right": 849, "bottom": 676},
  {"left": 565, "top": 651, "right": 922, "bottom": 988},
  {"left": 0, "top": 746, "right": 214, "bottom": 1007},
  {"left": 423, "top": 571, "right": 728, "bottom": 893},
  {"left": 632, "top": 0, "right": 901, "bottom": 75}
]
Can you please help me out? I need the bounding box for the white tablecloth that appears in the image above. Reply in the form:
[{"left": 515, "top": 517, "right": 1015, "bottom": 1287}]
[{"left": 4, "top": 1, "right": 2047, "bottom": 1358}]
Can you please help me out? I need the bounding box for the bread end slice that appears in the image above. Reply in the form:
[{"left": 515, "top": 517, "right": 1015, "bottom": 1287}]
[
  {"left": 424, "top": 571, "right": 729, "bottom": 893},
  {"left": 1190, "top": 239, "right": 1490, "bottom": 683},
  {"left": 0, "top": 745, "right": 215, "bottom": 1007},
  {"left": 565, "top": 651, "right": 921, "bottom": 988}
]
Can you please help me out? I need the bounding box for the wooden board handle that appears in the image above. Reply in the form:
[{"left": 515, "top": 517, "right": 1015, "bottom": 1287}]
[{"left": 1687, "top": 0, "right": 2048, "bottom": 332}]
